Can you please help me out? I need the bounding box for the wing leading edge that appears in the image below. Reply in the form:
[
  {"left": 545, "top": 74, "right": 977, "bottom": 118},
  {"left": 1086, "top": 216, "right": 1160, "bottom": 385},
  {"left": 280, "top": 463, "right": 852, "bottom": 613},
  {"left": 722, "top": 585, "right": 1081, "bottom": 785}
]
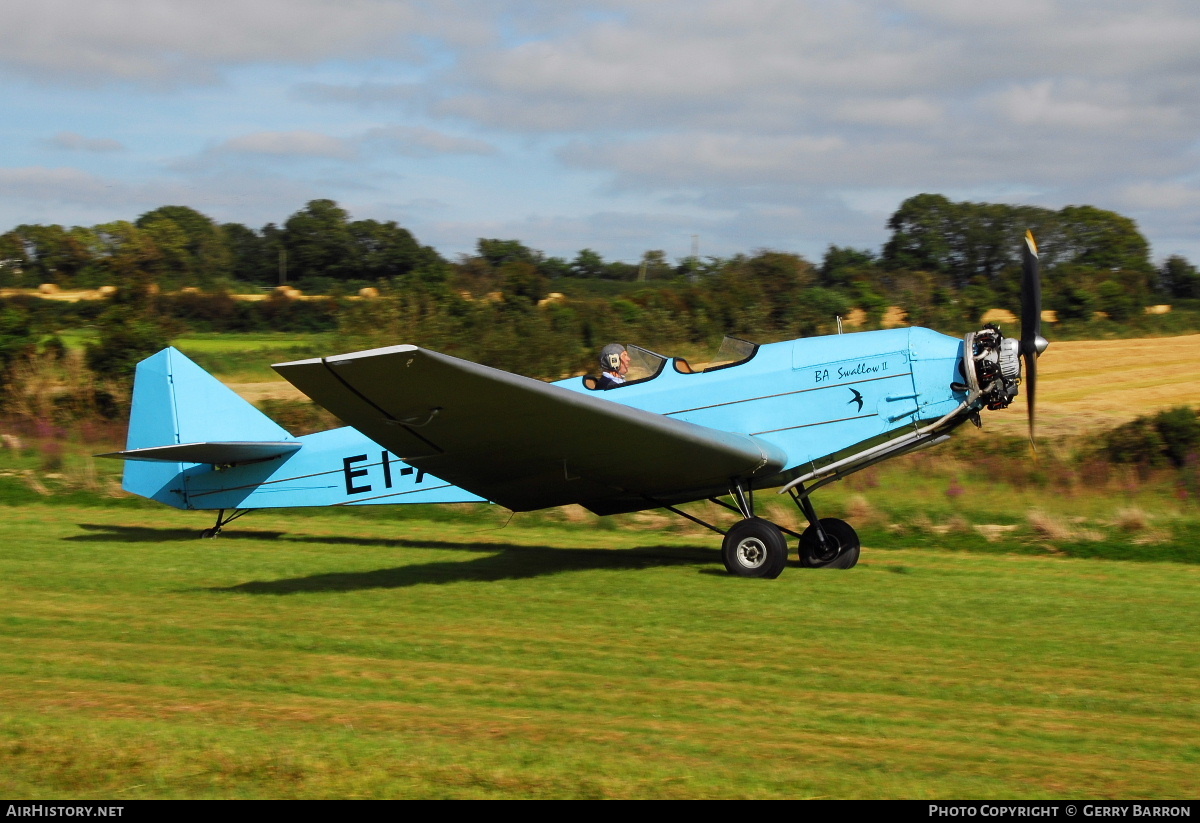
[{"left": 273, "top": 345, "right": 787, "bottom": 514}]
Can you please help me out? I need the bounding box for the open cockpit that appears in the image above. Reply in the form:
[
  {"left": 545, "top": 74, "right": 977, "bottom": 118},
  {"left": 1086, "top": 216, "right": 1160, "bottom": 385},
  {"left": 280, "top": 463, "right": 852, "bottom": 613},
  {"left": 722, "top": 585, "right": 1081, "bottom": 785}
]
[{"left": 583, "top": 336, "right": 759, "bottom": 390}]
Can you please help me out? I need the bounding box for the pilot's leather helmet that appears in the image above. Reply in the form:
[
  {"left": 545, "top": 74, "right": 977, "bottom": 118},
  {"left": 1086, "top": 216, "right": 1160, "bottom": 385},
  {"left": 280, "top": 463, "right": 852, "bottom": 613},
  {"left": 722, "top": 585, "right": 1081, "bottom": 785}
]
[{"left": 599, "top": 343, "right": 626, "bottom": 372}]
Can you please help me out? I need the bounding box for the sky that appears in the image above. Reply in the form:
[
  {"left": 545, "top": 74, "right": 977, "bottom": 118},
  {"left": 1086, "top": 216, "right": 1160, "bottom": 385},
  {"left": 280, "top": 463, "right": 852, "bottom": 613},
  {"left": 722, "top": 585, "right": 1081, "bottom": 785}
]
[{"left": 2, "top": 0, "right": 1199, "bottom": 266}]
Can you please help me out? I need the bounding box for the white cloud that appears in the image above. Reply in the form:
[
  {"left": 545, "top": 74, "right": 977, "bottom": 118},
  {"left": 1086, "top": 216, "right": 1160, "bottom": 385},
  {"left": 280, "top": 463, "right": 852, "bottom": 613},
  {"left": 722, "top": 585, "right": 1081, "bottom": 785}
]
[
  {"left": 831, "top": 97, "right": 945, "bottom": 129},
  {"left": 985, "top": 80, "right": 1187, "bottom": 135},
  {"left": 0, "top": 164, "right": 320, "bottom": 228},
  {"left": 561, "top": 134, "right": 848, "bottom": 187},
  {"left": 43, "top": 131, "right": 124, "bottom": 152},
  {"left": 0, "top": 166, "right": 122, "bottom": 206},
  {"left": 364, "top": 126, "right": 495, "bottom": 157},
  {"left": 0, "top": 0, "right": 433, "bottom": 85},
  {"left": 1119, "top": 181, "right": 1200, "bottom": 211},
  {"left": 293, "top": 81, "right": 423, "bottom": 107},
  {"left": 219, "top": 131, "right": 357, "bottom": 160},
  {"left": 180, "top": 126, "right": 495, "bottom": 172},
  {"left": 438, "top": 2, "right": 948, "bottom": 132}
]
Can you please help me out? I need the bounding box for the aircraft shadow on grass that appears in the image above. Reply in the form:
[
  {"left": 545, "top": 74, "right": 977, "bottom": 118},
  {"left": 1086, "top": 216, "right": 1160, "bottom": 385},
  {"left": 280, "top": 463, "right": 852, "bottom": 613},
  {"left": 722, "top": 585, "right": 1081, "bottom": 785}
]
[
  {"left": 72, "top": 522, "right": 288, "bottom": 542},
  {"left": 70, "top": 522, "right": 718, "bottom": 593}
]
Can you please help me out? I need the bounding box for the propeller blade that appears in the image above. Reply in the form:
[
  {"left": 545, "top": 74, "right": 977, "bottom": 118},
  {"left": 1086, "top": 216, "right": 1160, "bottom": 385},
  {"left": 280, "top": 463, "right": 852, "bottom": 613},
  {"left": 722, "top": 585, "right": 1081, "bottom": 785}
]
[
  {"left": 1020, "top": 230, "right": 1042, "bottom": 348},
  {"left": 1024, "top": 349, "right": 1037, "bottom": 450},
  {"left": 1019, "top": 230, "right": 1047, "bottom": 452}
]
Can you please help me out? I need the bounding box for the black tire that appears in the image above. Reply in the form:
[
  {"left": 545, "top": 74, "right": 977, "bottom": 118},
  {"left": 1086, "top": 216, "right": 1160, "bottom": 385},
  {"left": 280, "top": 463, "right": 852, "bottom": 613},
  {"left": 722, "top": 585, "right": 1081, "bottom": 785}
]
[
  {"left": 799, "top": 518, "right": 860, "bottom": 569},
  {"left": 200, "top": 528, "right": 219, "bottom": 539},
  {"left": 722, "top": 518, "right": 788, "bottom": 579}
]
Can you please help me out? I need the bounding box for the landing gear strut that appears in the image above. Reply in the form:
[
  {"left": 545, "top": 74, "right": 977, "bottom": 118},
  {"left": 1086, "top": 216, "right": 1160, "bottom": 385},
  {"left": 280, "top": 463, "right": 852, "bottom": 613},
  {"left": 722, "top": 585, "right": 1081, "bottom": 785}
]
[
  {"left": 799, "top": 518, "right": 860, "bottom": 568},
  {"left": 656, "top": 479, "right": 859, "bottom": 576},
  {"left": 718, "top": 480, "right": 789, "bottom": 579},
  {"left": 788, "top": 485, "right": 860, "bottom": 569},
  {"left": 200, "top": 508, "right": 252, "bottom": 539}
]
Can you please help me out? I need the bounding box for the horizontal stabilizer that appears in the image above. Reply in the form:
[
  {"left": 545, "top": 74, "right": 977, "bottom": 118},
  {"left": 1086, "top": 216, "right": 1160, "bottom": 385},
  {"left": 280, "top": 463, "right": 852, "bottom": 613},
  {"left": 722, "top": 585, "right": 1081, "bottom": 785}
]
[
  {"left": 118, "top": 347, "right": 300, "bottom": 506},
  {"left": 100, "top": 441, "right": 302, "bottom": 465}
]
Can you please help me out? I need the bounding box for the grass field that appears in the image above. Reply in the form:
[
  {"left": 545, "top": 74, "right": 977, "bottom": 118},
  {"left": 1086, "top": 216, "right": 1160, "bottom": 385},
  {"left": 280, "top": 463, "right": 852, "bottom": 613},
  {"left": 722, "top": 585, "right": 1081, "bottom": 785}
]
[{"left": 1, "top": 502, "right": 1197, "bottom": 799}]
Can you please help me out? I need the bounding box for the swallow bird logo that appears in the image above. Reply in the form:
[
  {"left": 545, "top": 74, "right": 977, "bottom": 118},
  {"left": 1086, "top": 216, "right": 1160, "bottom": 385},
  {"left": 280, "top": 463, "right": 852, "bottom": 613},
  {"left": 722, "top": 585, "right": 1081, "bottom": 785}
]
[{"left": 848, "top": 388, "right": 864, "bottom": 413}]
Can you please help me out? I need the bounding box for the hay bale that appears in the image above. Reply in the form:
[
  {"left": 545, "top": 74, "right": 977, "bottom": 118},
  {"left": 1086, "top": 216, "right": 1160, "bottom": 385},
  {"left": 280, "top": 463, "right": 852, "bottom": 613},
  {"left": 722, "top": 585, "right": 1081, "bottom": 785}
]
[
  {"left": 98, "top": 285, "right": 117, "bottom": 296},
  {"left": 841, "top": 308, "right": 867, "bottom": 328},
  {"left": 881, "top": 306, "right": 908, "bottom": 328},
  {"left": 37, "top": 283, "right": 60, "bottom": 295},
  {"left": 537, "top": 292, "right": 565, "bottom": 307},
  {"left": 358, "top": 286, "right": 380, "bottom": 299},
  {"left": 980, "top": 308, "right": 1018, "bottom": 325},
  {"left": 1145, "top": 304, "right": 1172, "bottom": 315}
]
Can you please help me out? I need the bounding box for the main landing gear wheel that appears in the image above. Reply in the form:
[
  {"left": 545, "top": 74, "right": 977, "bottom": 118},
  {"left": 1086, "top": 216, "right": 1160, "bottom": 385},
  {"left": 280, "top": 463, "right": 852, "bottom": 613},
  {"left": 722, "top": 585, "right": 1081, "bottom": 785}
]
[
  {"left": 722, "top": 517, "right": 788, "bottom": 579},
  {"left": 799, "top": 517, "right": 860, "bottom": 569}
]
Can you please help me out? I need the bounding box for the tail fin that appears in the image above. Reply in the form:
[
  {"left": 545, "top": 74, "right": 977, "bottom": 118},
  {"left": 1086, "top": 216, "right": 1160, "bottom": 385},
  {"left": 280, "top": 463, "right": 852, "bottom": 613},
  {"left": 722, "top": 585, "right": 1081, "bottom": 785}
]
[{"left": 120, "top": 347, "right": 296, "bottom": 507}]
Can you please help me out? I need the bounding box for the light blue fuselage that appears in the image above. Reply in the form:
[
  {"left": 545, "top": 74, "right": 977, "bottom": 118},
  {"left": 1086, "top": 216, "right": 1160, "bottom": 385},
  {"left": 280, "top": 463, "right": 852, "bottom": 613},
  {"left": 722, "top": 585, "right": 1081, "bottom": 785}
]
[
  {"left": 123, "top": 328, "right": 964, "bottom": 511},
  {"left": 560, "top": 327, "right": 963, "bottom": 477}
]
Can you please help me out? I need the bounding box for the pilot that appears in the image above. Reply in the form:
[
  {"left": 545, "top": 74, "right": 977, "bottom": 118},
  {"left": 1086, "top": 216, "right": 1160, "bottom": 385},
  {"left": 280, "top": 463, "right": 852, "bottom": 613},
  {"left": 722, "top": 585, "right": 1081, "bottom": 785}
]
[{"left": 596, "top": 343, "right": 630, "bottom": 389}]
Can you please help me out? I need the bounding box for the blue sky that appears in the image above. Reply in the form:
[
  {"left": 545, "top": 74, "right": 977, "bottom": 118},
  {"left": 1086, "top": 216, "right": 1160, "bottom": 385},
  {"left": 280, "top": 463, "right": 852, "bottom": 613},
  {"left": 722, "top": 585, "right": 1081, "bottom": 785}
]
[{"left": 3, "top": 1, "right": 1199, "bottom": 265}]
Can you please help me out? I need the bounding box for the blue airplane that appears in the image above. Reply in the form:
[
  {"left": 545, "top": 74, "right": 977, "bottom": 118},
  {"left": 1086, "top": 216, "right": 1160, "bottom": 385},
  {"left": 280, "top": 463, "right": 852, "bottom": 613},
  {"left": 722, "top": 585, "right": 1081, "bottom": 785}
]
[{"left": 103, "top": 234, "right": 1048, "bottom": 578}]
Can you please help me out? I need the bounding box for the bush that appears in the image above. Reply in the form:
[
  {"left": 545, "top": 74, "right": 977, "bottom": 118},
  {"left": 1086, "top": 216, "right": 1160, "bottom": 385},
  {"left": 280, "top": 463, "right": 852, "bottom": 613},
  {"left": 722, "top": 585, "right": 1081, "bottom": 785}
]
[
  {"left": 0, "top": 305, "right": 38, "bottom": 380},
  {"left": 84, "top": 308, "right": 172, "bottom": 382},
  {"left": 1102, "top": 406, "right": 1200, "bottom": 469}
]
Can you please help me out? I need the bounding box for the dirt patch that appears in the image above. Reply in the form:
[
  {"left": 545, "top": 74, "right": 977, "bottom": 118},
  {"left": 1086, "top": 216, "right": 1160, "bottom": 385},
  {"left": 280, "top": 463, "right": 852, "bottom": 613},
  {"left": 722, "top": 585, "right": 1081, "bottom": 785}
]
[{"left": 229, "top": 381, "right": 308, "bottom": 404}]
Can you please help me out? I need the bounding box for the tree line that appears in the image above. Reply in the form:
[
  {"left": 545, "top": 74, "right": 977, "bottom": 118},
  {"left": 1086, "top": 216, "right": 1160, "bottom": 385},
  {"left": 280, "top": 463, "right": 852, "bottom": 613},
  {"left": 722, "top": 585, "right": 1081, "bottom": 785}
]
[
  {"left": 4, "top": 193, "right": 1197, "bottom": 303},
  {"left": 2, "top": 193, "right": 1199, "bottom": 396}
]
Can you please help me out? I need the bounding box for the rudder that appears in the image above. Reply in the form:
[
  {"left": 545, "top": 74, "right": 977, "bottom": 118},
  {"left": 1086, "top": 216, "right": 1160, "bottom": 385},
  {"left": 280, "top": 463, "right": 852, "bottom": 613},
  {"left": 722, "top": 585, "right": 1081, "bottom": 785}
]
[{"left": 122, "top": 347, "right": 294, "bottom": 507}]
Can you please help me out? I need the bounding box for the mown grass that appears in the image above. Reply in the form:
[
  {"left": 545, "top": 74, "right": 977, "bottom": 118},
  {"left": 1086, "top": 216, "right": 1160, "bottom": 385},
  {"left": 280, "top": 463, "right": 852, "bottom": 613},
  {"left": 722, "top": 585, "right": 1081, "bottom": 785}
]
[
  {"left": 0, "top": 501, "right": 1197, "bottom": 799},
  {"left": 166, "top": 333, "right": 333, "bottom": 383},
  {"left": 50, "top": 331, "right": 332, "bottom": 383},
  {"left": 1, "top": 432, "right": 1196, "bottom": 563}
]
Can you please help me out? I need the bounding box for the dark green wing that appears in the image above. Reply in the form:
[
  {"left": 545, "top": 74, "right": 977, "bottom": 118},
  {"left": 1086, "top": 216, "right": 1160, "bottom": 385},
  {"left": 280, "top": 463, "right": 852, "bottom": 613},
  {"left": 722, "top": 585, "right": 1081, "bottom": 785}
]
[{"left": 274, "top": 345, "right": 786, "bottom": 514}]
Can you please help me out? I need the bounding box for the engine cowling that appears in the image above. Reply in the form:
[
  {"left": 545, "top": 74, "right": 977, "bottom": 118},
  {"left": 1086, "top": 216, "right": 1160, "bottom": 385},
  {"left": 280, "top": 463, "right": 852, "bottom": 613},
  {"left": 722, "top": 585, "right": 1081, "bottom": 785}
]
[{"left": 962, "top": 324, "right": 1021, "bottom": 410}]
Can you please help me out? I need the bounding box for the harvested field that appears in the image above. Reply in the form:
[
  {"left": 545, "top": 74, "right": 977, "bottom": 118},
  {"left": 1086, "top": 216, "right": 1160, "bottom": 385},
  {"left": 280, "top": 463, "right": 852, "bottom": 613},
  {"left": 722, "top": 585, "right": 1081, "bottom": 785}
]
[{"left": 984, "top": 335, "right": 1200, "bottom": 438}]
